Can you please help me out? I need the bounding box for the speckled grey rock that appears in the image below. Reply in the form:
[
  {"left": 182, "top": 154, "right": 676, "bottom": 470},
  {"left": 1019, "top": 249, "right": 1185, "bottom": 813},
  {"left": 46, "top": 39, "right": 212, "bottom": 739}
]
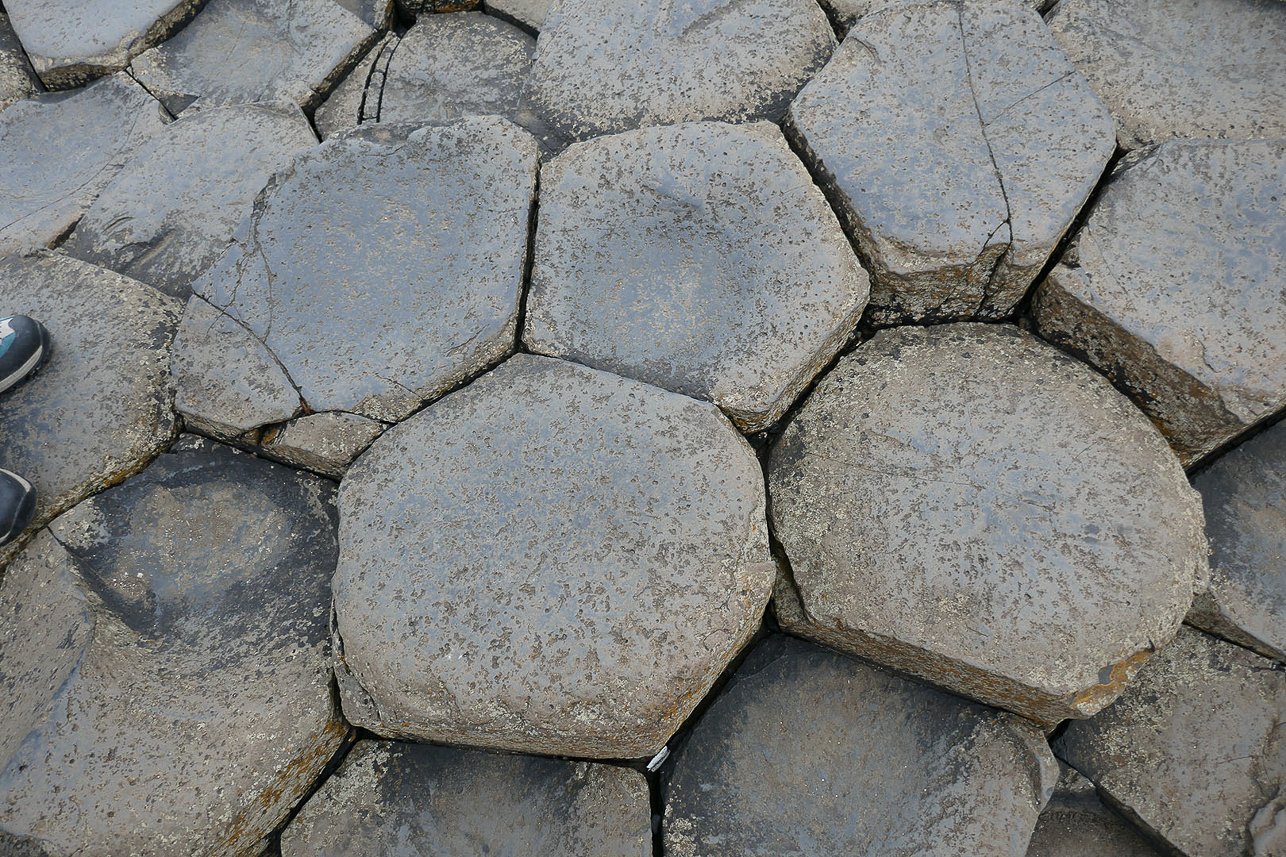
[
  {"left": 281, "top": 741, "right": 652, "bottom": 856},
  {"left": 333, "top": 0, "right": 394, "bottom": 28},
  {"left": 524, "top": 121, "right": 868, "bottom": 432},
  {"left": 818, "top": 0, "right": 1045, "bottom": 34},
  {"left": 1056, "top": 627, "right": 1286, "bottom": 857},
  {"left": 61, "top": 102, "right": 317, "bottom": 297},
  {"left": 0, "top": 438, "right": 347, "bottom": 857},
  {"left": 334, "top": 354, "right": 774, "bottom": 757},
  {"left": 193, "top": 117, "right": 537, "bottom": 422},
  {"left": 1031, "top": 139, "right": 1286, "bottom": 467},
  {"left": 313, "top": 32, "right": 396, "bottom": 140},
  {"left": 485, "top": 0, "right": 549, "bottom": 30},
  {"left": 786, "top": 0, "right": 1113, "bottom": 325},
  {"left": 396, "top": 0, "right": 481, "bottom": 18},
  {"left": 518, "top": 0, "right": 836, "bottom": 147},
  {"left": 1025, "top": 764, "right": 1163, "bottom": 857},
  {"left": 129, "top": 0, "right": 376, "bottom": 113},
  {"left": 260, "top": 412, "right": 384, "bottom": 479},
  {"left": 664, "top": 635, "right": 1057, "bottom": 856},
  {"left": 0, "top": 15, "right": 42, "bottom": 108},
  {"left": 768, "top": 324, "right": 1207, "bottom": 724},
  {"left": 1047, "top": 0, "right": 1286, "bottom": 150},
  {"left": 0, "top": 73, "right": 167, "bottom": 255}
]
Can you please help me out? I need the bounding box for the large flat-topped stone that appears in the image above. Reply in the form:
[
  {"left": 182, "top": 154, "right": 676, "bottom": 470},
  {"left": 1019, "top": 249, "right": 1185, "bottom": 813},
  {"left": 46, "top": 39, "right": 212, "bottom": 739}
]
[
  {"left": 61, "top": 101, "right": 317, "bottom": 298},
  {"left": 1047, "top": 0, "right": 1286, "bottom": 150},
  {"left": 519, "top": 0, "right": 836, "bottom": 147},
  {"left": 1025, "top": 764, "right": 1163, "bottom": 857},
  {"left": 524, "top": 121, "right": 869, "bottom": 432},
  {"left": 334, "top": 354, "right": 774, "bottom": 757},
  {"left": 1031, "top": 139, "right": 1286, "bottom": 467},
  {"left": 0, "top": 14, "right": 42, "bottom": 108},
  {"left": 664, "top": 635, "right": 1057, "bottom": 856},
  {"left": 193, "top": 117, "right": 537, "bottom": 422},
  {"left": 786, "top": 0, "right": 1114, "bottom": 325},
  {"left": 1056, "top": 627, "right": 1286, "bottom": 857},
  {"left": 768, "top": 324, "right": 1207, "bottom": 724},
  {"left": 282, "top": 741, "right": 652, "bottom": 856},
  {"left": 0, "top": 438, "right": 347, "bottom": 856}
]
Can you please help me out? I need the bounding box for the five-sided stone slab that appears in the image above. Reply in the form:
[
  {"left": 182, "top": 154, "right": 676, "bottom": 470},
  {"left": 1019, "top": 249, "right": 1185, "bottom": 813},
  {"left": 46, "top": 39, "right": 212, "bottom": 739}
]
[
  {"left": 768, "top": 324, "right": 1208, "bottom": 724},
  {"left": 281, "top": 741, "right": 652, "bottom": 856},
  {"left": 786, "top": 0, "right": 1114, "bottom": 325},
  {"left": 664, "top": 635, "right": 1057, "bottom": 856},
  {"left": 334, "top": 354, "right": 775, "bottom": 757},
  {"left": 0, "top": 437, "right": 347, "bottom": 857},
  {"left": 1025, "top": 764, "right": 1163, "bottom": 857},
  {"left": 1032, "top": 139, "right": 1286, "bottom": 467},
  {"left": 524, "top": 120, "right": 869, "bottom": 432}
]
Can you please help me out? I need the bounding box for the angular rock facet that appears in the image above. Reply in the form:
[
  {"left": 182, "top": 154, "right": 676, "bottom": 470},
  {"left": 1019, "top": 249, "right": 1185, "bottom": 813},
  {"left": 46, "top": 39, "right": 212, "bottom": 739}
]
[
  {"left": 819, "top": 0, "right": 1045, "bottom": 34},
  {"left": 485, "top": 0, "right": 549, "bottom": 31},
  {"left": 1025, "top": 764, "right": 1163, "bottom": 857},
  {"left": 0, "top": 14, "right": 42, "bottom": 108},
  {"left": 260, "top": 411, "right": 384, "bottom": 479},
  {"left": 313, "top": 32, "right": 395, "bottom": 140}
]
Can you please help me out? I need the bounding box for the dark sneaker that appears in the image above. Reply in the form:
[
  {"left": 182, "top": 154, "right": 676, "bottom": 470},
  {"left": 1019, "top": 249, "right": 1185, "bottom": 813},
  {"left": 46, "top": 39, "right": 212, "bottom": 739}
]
[
  {"left": 0, "top": 468, "right": 35, "bottom": 546},
  {"left": 0, "top": 315, "right": 51, "bottom": 395}
]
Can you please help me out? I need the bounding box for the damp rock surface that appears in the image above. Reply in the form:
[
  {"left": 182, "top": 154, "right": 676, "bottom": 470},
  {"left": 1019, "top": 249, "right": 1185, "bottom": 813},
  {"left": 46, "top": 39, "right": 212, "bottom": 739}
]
[
  {"left": 0, "top": 14, "right": 42, "bottom": 107},
  {"left": 260, "top": 411, "right": 384, "bottom": 479},
  {"left": 1025, "top": 764, "right": 1163, "bottom": 857},
  {"left": 313, "top": 32, "right": 395, "bottom": 140},
  {"left": 819, "top": 0, "right": 1045, "bottom": 34},
  {"left": 485, "top": 0, "right": 549, "bottom": 30}
]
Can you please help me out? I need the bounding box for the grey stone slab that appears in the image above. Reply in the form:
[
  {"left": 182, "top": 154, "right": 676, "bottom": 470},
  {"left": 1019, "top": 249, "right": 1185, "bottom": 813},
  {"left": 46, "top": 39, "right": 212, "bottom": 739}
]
[
  {"left": 397, "top": 0, "right": 482, "bottom": 19},
  {"left": 786, "top": 0, "right": 1113, "bottom": 325},
  {"left": 524, "top": 121, "right": 869, "bottom": 433},
  {"left": 0, "top": 438, "right": 347, "bottom": 856},
  {"left": 61, "top": 101, "right": 317, "bottom": 298},
  {"left": 193, "top": 117, "right": 536, "bottom": 422},
  {"left": 282, "top": 741, "right": 652, "bottom": 856},
  {"left": 1031, "top": 139, "right": 1286, "bottom": 467},
  {"left": 485, "top": 0, "right": 549, "bottom": 31},
  {"left": 129, "top": 0, "right": 376, "bottom": 113},
  {"left": 313, "top": 32, "right": 396, "bottom": 140},
  {"left": 0, "top": 73, "right": 168, "bottom": 255},
  {"left": 819, "top": 0, "right": 1045, "bottom": 34},
  {"left": 333, "top": 0, "right": 394, "bottom": 29},
  {"left": 1055, "top": 627, "right": 1286, "bottom": 857},
  {"left": 664, "top": 635, "right": 1057, "bottom": 856},
  {"left": 1026, "top": 764, "right": 1163, "bottom": 857},
  {"left": 1047, "top": 0, "right": 1286, "bottom": 150},
  {"left": 0, "top": 252, "right": 181, "bottom": 562},
  {"left": 260, "top": 411, "right": 384, "bottom": 479},
  {"left": 333, "top": 354, "right": 775, "bottom": 757},
  {"left": 518, "top": 0, "right": 836, "bottom": 147},
  {"left": 0, "top": 14, "right": 42, "bottom": 109},
  {"left": 767, "top": 324, "right": 1207, "bottom": 724}
]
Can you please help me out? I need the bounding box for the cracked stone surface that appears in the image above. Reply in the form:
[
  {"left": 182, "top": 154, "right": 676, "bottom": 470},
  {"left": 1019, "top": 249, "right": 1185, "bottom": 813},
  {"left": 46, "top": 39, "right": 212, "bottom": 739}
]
[
  {"left": 524, "top": 120, "right": 869, "bottom": 432},
  {"left": 1056, "top": 627, "right": 1286, "bottom": 857},
  {"left": 0, "top": 72, "right": 167, "bottom": 256},
  {"left": 1025, "top": 764, "right": 1163, "bottom": 857},
  {"left": 333, "top": 0, "right": 394, "bottom": 29},
  {"left": 333, "top": 354, "right": 775, "bottom": 757},
  {"left": 1047, "top": 0, "right": 1286, "bottom": 150},
  {"left": 518, "top": 0, "right": 836, "bottom": 147},
  {"left": 192, "top": 116, "right": 537, "bottom": 422},
  {"left": 786, "top": 0, "right": 1114, "bottom": 325},
  {"left": 768, "top": 324, "right": 1208, "bottom": 724},
  {"left": 485, "top": 0, "right": 549, "bottom": 30},
  {"left": 0, "top": 14, "right": 42, "bottom": 108},
  {"left": 664, "top": 635, "right": 1057, "bottom": 856},
  {"left": 281, "top": 740, "right": 652, "bottom": 856},
  {"left": 0, "top": 437, "right": 346, "bottom": 857},
  {"left": 260, "top": 412, "right": 384, "bottom": 480},
  {"left": 61, "top": 101, "right": 317, "bottom": 298},
  {"left": 314, "top": 32, "right": 396, "bottom": 140},
  {"left": 1031, "top": 138, "right": 1286, "bottom": 467},
  {"left": 818, "top": 0, "right": 1046, "bottom": 35}
]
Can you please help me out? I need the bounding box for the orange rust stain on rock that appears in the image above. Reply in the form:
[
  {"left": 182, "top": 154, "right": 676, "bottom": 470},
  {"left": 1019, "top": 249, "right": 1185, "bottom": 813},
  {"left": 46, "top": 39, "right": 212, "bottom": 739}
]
[{"left": 1071, "top": 647, "right": 1155, "bottom": 718}]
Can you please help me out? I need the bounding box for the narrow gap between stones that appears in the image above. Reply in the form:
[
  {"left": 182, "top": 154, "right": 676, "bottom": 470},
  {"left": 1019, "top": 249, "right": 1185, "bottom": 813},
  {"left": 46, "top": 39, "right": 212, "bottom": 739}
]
[
  {"left": 194, "top": 292, "right": 310, "bottom": 408},
  {"left": 514, "top": 162, "right": 542, "bottom": 353}
]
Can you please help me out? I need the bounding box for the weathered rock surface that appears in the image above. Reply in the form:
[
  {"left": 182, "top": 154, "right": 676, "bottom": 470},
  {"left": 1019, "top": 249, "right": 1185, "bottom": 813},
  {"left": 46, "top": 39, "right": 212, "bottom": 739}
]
[
  {"left": 524, "top": 121, "right": 869, "bottom": 432},
  {"left": 193, "top": 117, "right": 537, "bottom": 422},
  {"left": 0, "top": 73, "right": 167, "bottom": 255},
  {"left": 0, "top": 15, "right": 42, "bottom": 108},
  {"left": 334, "top": 354, "right": 774, "bottom": 757},
  {"left": 333, "top": 0, "right": 394, "bottom": 29},
  {"left": 313, "top": 32, "right": 395, "bottom": 140},
  {"left": 818, "top": 0, "right": 1045, "bottom": 34},
  {"left": 0, "top": 438, "right": 347, "bottom": 857},
  {"left": 1025, "top": 764, "right": 1163, "bottom": 857},
  {"left": 1031, "top": 139, "right": 1286, "bottom": 467},
  {"left": 61, "top": 101, "right": 317, "bottom": 297},
  {"left": 519, "top": 0, "right": 836, "bottom": 147},
  {"left": 1047, "top": 0, "right": 1286, "bottom": 150},
  {"left": 282, "top": 741, "right": 652, "bottom": 856},
  {"left": 786, "top": 0, "right": 1113, "bottom": 325},
  {"left": 397, "top": 0, "right": 481, "bottom": 19},
  {"left": 129, "top": 0, "right": 376, "bottom": 113},
  {"left": 664, "top": 635, "right": 1057, "bottom": 856},
  {"left": 1056, "top": 627, "right": 1286, "bottom": 857},
  {"left": 261, "top": 411, "right": 384, "bottom": 479},
  {"left": 768, "top": 324, "right": 1207, "bottom": 724},
  {"left": 485, "top": 0, "right": 549, "bottom": 31},
  {"left": 0, "top": 252, "right": 181, "bottom": 560}
]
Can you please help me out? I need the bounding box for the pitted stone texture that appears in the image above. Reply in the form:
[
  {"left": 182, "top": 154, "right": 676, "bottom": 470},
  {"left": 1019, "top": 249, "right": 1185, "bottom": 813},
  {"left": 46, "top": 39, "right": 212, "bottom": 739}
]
[
  {"left": 664, "top": 635, "right": 1057, "bottom": 857},
  {"left": 786, "top": 0, "right": 1113, "bottom": 325},
  {"left": 129, "top": 0, "right": 376, "bottom": 113},
  {"left": 485, "top": 0, "right": 549, "bottom": 30},
  {"left": 282, "top": 741, "right": 652, "bottom": 856},
  {"left": 1047, "top": 0, "right": 1286, "bottom": 150},
  {"left": 261, "top": 412, "right": 384, "bottom": 479},
  {"left": 334, "top": 0, "right": 394, "bottom": 28},
  {"left": 0, "top": 439, "right": 347, "bottom": 857},
  {"left": 767, "top": 324, "right": 1207, "bottom": 724},
  {"left": 1031, "top": 139, "right": 1286, "bottom": 467},
  {"left": 518, "top": 0, "right": 836, "bottom": 147},
  {"left": 61, "top": 102, "right": 317, "bottom": 298},
  {"left": 0, "top": 73, "right": 167, "bottom": 255},
  {"left": 524, "top": 121, "right": 869, "bottom": 433},
  {"left": 193, "top": 117, "right": 537, "bottom": 422},
  {"left": 1026, "top": 764, "right": 1163, "bottom": 857},
  {"left": 334, "top": 354, "right": 774, "bottom": 757},
  {"left": 398, "top": 0, "right": 482, "bottom": 17},
  {"left": 1056, "top": 627, "right": 1286, "bottom": 857},
  {"left": 313, "top": 33, "right": 396, "bottom": 140},
  {"left": 0, "top": 252, "right": 180, "bottom": 561},
  {"left": 0, "top": 15, "right": 42, "bottom": 108},
  {"left": 818, "top": 0, "right": 1045, "bottom": 34}
]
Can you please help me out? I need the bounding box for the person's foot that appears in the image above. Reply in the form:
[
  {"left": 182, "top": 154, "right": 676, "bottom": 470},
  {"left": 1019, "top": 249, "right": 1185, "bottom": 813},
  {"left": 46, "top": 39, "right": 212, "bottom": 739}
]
[
  {"left": 0, "top": 315, "right": 51, "bottom": 394},
  {"left": 0, "top": 469, "right": 35, "bottom": 546}
]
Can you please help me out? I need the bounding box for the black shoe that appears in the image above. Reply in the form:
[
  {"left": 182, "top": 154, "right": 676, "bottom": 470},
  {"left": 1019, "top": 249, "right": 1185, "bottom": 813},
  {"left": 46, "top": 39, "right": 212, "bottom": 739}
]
[
  {"left": 0, "top": 469, "right": 35, "bottom": 546},
  {"left": 0, "top": 315, "right": 51, "bottom": 395}
]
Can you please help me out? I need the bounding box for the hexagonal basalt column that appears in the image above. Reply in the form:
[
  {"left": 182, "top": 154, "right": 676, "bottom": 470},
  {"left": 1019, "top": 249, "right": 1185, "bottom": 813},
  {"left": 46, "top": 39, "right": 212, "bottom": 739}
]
[
  {"left": 333, "top": 354, "right": 775, "bottom": 758},
  {"left": 768, "top": 324, "right": 1207, "bottom": 724}
]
